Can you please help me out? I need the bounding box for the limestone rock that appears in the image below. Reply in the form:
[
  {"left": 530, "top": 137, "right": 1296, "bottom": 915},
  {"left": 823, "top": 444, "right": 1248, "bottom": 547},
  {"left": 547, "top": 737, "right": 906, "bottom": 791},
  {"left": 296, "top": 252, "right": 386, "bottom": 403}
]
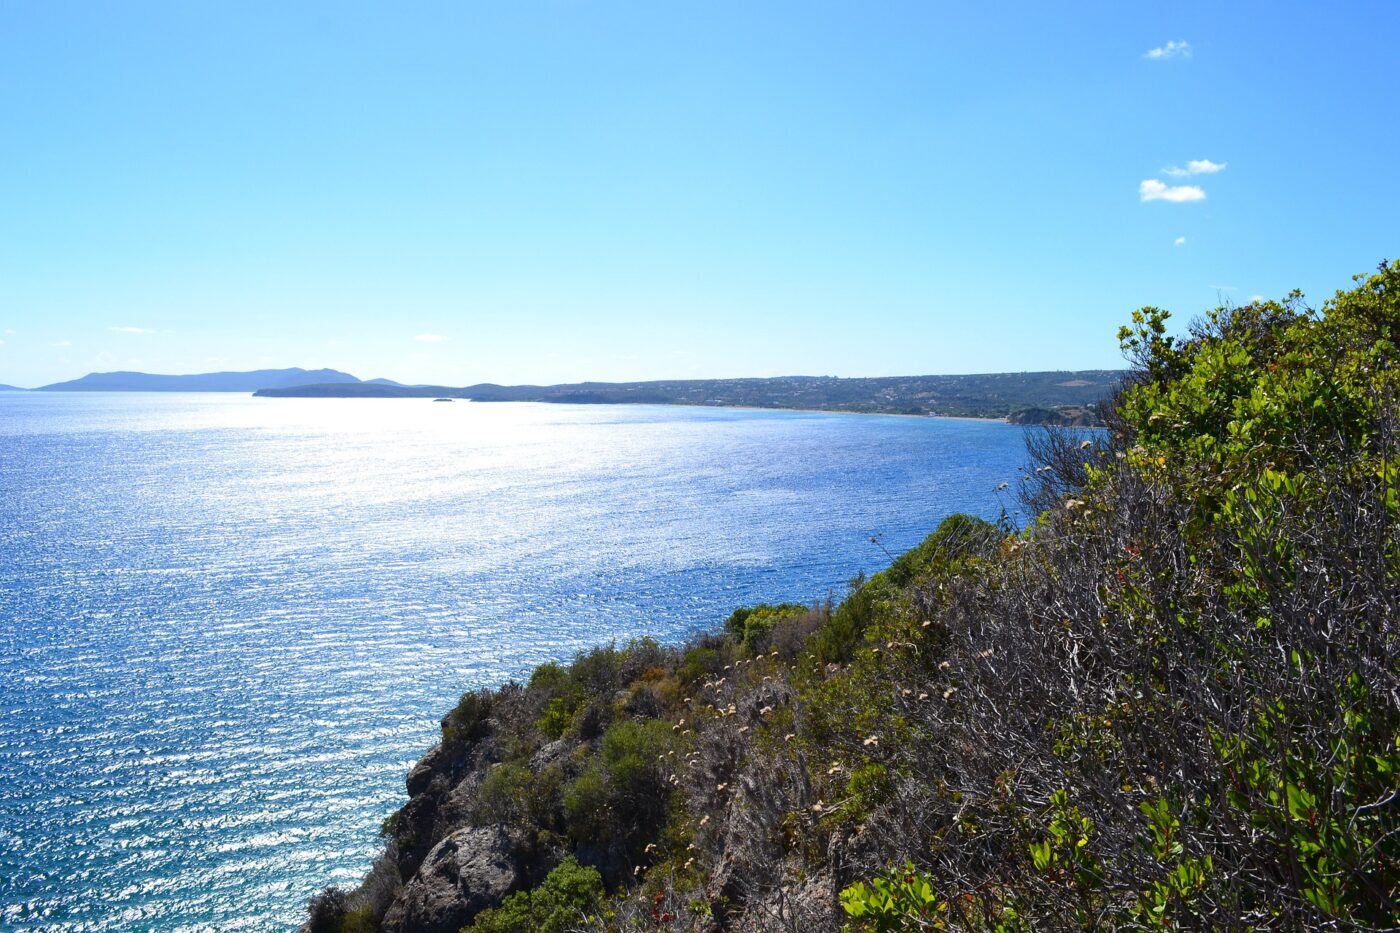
[{"left": 380, "top": 825, "right": 522, "bottom": 933}]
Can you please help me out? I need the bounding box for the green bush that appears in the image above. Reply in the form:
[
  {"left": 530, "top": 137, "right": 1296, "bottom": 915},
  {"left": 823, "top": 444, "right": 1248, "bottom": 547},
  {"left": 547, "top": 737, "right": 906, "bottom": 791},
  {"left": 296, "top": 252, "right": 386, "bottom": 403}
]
[
  {"left": 443, "top": 688, "right": 494, "bottom": 744},
  {"left": 724, "top": 602, "right": 807, "bottom": 653},
  {"left": 464, "top": 857, "right": 605, "bottom": 933},
  {"left": 473, "top": 763, "right": 534, "bottom": 827},
  {"left": 840, "top": 862, "right": 945, "bottom": 932}
]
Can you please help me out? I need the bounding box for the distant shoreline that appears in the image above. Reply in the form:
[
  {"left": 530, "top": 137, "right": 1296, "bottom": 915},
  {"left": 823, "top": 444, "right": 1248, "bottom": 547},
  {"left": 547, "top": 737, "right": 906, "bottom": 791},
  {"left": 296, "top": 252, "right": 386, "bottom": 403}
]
[{"left": 7, "top": 366, "right": 1115, "bottom": 426}]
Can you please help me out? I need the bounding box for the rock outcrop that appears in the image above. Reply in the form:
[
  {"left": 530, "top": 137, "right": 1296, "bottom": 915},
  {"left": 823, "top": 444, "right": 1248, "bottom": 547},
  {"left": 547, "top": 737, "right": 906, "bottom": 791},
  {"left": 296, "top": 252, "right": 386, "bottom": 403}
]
[{"left": 380, "top": 825, "right": 524, "bottom": 933}]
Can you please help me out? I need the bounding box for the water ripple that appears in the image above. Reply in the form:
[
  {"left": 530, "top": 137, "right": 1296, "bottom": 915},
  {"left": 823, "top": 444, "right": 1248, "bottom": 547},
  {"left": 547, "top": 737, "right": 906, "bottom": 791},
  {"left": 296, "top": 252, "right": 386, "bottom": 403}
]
[{"left": 0, "top": 393, "right": 1028, "bottom": 930}]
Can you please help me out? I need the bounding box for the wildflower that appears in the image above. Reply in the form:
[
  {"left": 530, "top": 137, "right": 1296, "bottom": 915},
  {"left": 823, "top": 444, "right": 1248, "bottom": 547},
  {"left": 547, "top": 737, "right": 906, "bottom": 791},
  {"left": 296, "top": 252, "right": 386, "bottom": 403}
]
[
  {"left": 784, "top": 733, "right": 796, "bottom": 742},
  {"left": 827, "top": 764, "right": 842, "bottom": 775},
  {"left": 738, "top": 726, "right": 749, "bottom": 734},
  {"left": 716, "top": 782, "right": 728, "bottom": 792},
  {"left": 684, "top": 858, "right": 695, "bottom": 869},
  {"left": 863, "top": 735, "right": 880, "bottom": 747},
  {"left": 645, "top": 843, "right": 657, "bottom": 854},
  {"left": 1080, "top": 440, "right": 1092, "bottom": 449},
  {"left": 811, "top": 801, "right": 824, "bottom": 813},
  {"left": 938, "top": 660, "right": 951, "bottom": 671},
  {"left": 918, "top": 693, "right": 930, "bottom": 701},
  {"left": 943, "top": 687, "right": 958, "bottom": 699},
  {"left": 699, "top": 815, "right": 710, "bottom": 827},
  {"left": 996, "top": 482, "right": 1009, "bottom": 490}
]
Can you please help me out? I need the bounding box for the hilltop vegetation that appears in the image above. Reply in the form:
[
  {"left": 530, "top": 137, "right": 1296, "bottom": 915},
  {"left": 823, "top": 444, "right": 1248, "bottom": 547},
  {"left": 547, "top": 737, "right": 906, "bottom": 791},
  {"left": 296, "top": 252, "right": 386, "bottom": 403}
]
[
  {"left": 255, "top": 370, "right": 1118, "bottom": 423},
  {"left": 307, "top": 263, "right": 1398, "bottom": 932}
]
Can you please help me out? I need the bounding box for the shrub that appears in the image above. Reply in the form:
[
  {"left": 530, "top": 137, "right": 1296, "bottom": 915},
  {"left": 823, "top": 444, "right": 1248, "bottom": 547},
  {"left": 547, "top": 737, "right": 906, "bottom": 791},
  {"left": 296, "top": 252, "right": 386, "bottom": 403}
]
[
  {"left": 724, "top": 602, "right": 807, "bottom": 653},
  {"left": 305, "top": 887, "right": 350, "bottom": 933},
  {"left": 473, "top": 763, "right": 534, "bottom": 827},
  {"left": 443, "top": 688, "right": 494, "bottom": 744},
  {"left": 465, "top": 857, "right": 605, "bottom": 933}
]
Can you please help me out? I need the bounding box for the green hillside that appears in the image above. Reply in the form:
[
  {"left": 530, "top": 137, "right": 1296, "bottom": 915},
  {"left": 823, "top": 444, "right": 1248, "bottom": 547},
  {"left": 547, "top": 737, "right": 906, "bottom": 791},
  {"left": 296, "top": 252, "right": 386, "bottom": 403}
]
[{"left": 307, "top": 262, "right": 1399, "bottom": 932}]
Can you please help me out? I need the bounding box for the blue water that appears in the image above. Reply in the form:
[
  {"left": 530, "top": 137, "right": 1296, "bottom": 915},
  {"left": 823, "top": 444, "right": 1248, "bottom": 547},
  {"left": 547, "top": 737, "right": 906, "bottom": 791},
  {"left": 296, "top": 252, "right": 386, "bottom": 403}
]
[{"left": 0, "top": 392, "right": 1030, "bottom": 930}]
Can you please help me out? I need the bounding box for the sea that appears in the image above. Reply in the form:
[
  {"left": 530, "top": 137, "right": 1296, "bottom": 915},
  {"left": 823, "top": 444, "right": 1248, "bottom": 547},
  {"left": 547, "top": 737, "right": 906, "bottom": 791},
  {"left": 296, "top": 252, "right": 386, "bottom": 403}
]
[{"left": 0, "top": 392, "right": 1031, "bottom": 930}]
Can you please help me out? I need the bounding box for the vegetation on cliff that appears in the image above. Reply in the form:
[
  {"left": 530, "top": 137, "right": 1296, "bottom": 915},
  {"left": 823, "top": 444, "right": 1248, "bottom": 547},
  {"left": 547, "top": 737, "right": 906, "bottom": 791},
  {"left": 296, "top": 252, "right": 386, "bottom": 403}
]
[{"left": 308, "top": 262, "right": 1399, "bottom": 931}]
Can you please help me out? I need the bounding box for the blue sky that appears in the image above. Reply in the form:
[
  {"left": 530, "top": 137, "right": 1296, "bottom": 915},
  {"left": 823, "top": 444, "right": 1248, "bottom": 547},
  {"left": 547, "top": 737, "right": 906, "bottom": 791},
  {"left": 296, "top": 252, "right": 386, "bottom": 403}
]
[{"left": 2, "top": 1, "right": 1396, "bottom": 388}]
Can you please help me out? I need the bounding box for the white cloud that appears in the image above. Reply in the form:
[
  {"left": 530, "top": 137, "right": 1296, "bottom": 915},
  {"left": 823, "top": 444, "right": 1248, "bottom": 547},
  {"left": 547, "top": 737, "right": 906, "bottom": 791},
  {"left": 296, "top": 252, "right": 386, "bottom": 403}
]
[
  {"left": 1140, "top": 179, "right": 1206, "bottom": 203},
  {"left": 3, "top": 329, "right": 14, "bottom": 336},
  {"left": 414, "top": 333, "right": 449, "bottom": 343},
  {"left": 1174, "top": 236, "right": 1187, "bottom": 246},
  {"left": 1250, "top": 294, "right": 1265, "bottom": 303},
  {"left": 1164, "top": 158, "right": 1227, "bottom": 177},
  {"left": 108, "top": 325, "right": 157, "bottom": 334},
  {"left": 1145, "top": 40, "right": 1191, "bottom": 60}
]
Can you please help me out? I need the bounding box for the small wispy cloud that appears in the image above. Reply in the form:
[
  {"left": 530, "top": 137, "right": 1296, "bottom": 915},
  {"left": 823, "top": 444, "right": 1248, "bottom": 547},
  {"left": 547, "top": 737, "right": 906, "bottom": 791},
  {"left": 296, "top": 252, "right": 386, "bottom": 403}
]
[
  {"left": 1163, "top": 159, "right": 1227, "bottom": 177},
  {"left": 109, "top": 325, "right": 157, "bottom": 334},
  {"left": 414, "top": 333, "right": 448, "bottom": 343},
  {"left": 1174, "top": 236, "right": 1187, "bottom": 246},
  {"left": 1140, "top": 179, "right": 1206, "bottom": 203},
  {"left": 1145, "top": 40, "right": 1191, "bottom": 60},
  {"left": 52, "top": 340, "right": 73, "bottom": 348},
  {"left": 3, "top": 329, "right": 14, "bottom": 336}
]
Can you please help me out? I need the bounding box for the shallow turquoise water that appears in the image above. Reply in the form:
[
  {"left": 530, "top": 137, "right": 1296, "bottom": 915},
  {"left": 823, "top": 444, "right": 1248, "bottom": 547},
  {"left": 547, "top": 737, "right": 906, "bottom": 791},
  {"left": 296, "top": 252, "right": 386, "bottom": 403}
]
[{"left": 0, "top": 393, "right": 1029, "bottom": 930}]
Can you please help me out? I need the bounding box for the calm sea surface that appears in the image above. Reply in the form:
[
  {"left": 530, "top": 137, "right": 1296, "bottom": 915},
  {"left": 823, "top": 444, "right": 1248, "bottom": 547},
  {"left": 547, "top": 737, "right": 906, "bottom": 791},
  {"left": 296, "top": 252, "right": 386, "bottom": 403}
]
[{"left": 0, "top": 392, "right": 1030, "bottom": 930}]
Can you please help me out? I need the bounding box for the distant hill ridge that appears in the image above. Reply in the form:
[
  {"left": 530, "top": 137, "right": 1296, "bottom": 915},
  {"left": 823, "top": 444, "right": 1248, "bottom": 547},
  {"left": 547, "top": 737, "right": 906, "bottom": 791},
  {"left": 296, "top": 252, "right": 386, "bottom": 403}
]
[
  {"left": 36, "top": 367, "right": 361, "bottom": 392},
  {"left": 15, "top": 366, "right": 1122, "bottom": 421},
  {"left": 255, "top": 370, "right": 1122, "bottom": 422}
]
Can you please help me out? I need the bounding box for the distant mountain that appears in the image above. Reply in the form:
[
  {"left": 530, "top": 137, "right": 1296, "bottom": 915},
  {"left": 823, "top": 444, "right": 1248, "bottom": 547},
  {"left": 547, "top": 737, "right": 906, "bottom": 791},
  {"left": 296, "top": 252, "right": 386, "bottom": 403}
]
[
  {"left": 0, "top": 384, "right": 25, "bottom": 391},
  {"left": 255, "top": 370, "right": 1124, "bottom": 422},
  {"left": 365, "top": 377, "right": 409, "bottom": 386},
  {"left": 37, "top": 368, "right": 363, "bottom": 393}
]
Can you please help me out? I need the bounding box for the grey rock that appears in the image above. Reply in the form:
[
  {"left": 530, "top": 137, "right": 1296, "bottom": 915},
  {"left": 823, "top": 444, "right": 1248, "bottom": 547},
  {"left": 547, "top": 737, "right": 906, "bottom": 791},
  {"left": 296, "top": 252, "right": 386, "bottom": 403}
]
[
  {"left": 406, "top": 744, "right": 447, "bottom": 797},
  {"left": 530, "top": 738, "right": 570, "bottom": 772},
  {"left": 380, "top": 825, "right": 522, "bottom": 933}
]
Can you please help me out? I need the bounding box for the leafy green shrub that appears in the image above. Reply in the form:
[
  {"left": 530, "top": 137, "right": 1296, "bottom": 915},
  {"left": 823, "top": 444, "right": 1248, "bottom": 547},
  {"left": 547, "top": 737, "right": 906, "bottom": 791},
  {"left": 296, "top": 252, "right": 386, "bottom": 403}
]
[
  {"left": 464, "top": 857, "right": 605, "bottom": 933},
  {"left": 562, "top": 719, "right": 673, "bottom": 853},
  {"left": 562, "top": 765, "right": 610, "bottom": 844},
  {"left": 473, "top": 763, "right": 534, "bottom": 826},
  {"left": 724, "top": 602, "right": 807, "bottom": 653},
  {"left": 443, "top": 688, "right": 494, "bottom": 744},
  {"left": 536, "top": 696, "right": 575, "bottom": 739},
  {"left": 840, "top": 862, "right": 945, "bottom": 932}
]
